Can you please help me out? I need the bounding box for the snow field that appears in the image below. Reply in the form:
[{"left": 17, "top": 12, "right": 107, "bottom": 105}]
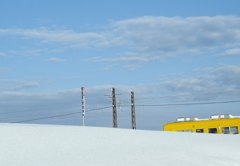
[{"left": 0, "top": 124, "right": 240, "bottom": 166}]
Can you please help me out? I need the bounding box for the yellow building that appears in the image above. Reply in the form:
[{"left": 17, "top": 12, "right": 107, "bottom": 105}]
[{"left": 163, "top": 114, "right": 240, "bottom": 134}]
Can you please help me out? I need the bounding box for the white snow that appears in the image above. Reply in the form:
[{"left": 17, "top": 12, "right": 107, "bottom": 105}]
[{"left": 0, "top": 123, "right": 240, "bottom": 166}]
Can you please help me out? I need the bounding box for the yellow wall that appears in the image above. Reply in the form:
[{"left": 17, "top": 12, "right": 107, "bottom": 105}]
[{"left": 164, "top": 118, "right": 240, "bottom": 134}]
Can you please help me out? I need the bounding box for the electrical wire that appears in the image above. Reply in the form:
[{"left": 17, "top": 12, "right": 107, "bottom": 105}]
[
  {"left": 11, "top": 111, "right": 82, "bottom": 123},
  {"left": 134, "top": 90, "right": 240, "bottom": 101},
  {"left": 3, "top": 90, "right": 240, "bottom": 115},
  {"left": 0, "top": 109, "right": 80, "bottom": 121},
  {"left": 10, "top": 106, "right": 112, "bottom": 123},
  {"left": 4, "top": 90, "right": 240, "bottom": 124},
  {"left": 0, "top": 104, "right": 82, "bottom": 115},
  {"left": 123, "top": 96, "right": 240, "bottom": 106},
  {"left": 8, "top": 99, "right": 240, "bottom": 123},
  {"left": 133, "top": 100, "right": 240, "bottom": 107}
]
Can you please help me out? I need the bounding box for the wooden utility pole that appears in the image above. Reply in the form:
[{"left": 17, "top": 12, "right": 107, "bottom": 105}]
[
  {"left": 81, "top": 87, "right": 86, "bottom": 126},
  {"left": 131, "top": 91, "right": 136, "bottom": 129},
  {"left": 112, "top": 87, "right": 118, "bottom": 128}
]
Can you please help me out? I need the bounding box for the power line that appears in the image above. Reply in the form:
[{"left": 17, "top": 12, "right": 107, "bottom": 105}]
[
  {"left": 0, "top": 109, "right": 80, "bottom": 121},
  {"left": 11, "top": 111, "right": 82, "bottom": 123},
  {"left": 133, "top": 100, "right": 240, "bottom": 107},
  {"left": 10, "top": 106, "right": 112, "bottom": 123},
  {"left": 125, "top": 96, "right": 240, "bottom": 106},
  {"left": 5, "top": 90, "right": 240, "bottom": 124},
  {"left": 0, "top": 104, "right": 82, "bottom": 115},
  {"left": 134, "top": 90, "right": 240, "bottom": 101},
  {"left": 10, "top": 99, "right": 239, "bottom": 123},
  {"left": 86, "top": 106, "right": 113, "bottom": 113},
  {"left": 3, "top": 90, "right": 240, "bottom": 115}
]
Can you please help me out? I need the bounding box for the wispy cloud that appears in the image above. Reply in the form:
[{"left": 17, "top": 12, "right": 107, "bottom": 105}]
[
  {"left": 122, "top": 64, "right": 141, "bottom": 71},
  {"left": 61, "top": 76, "right": 81, "bottom": 80},
  {"left": 0, "top": 28, "right": 109, "bottom": 47},
  {"left": 112, "top": 15, "right": 240, "bottom": 57},
  {"left": 1, "top": 15, "right": 240, "bottom": 63},
  {"left": 0, "top": 79, "right": 41, "bottom": 91},
  {"left": 0, "top": 52, "right": 7, "bottom": 57},
  {"left": 0, "top": 68, "right": 11, "bottom": 73},
  {"left": 95, "top": 56, "right": 150, "bottom": 63},
  {"left": 218, "top": 48, "right": 240, "bottom": 56},
  {"left": 1, "top": 65, "right": 240, "bottom": 102},
  {"left": 161, "top": 65, "right": 240, "bottom": 93},
  {"left": 47, "top": 57, "right": 66, "bottom": 62},
  {"left": 10, "top": 49, "right": 48, "bottom": 57}
]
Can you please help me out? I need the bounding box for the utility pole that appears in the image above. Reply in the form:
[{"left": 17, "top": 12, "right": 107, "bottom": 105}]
[
  {"left": 81, "top": 87, "right": 85, "bottom": 126},
  {"left": 131, "top": 91, "right": 136, "bottom": 129},
  {"left": 112, "top": 87, "right": 118, "bottom": 128}
]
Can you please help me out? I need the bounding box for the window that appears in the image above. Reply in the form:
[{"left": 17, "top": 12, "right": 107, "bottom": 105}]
[
  {"left": 208, "top": 128, "right": 217, "bottom": 134},
  {"left": 177, "top": 130, "right": 192, "bottom": 132},
  {"left": 222, "top": 127, "right": 230, "bottom": 134},
  {"left": 196, "top": 129, "right": 204, "bottom": 133},
  {"left": 230, "top": 127, "right": 238, "bottom": 134},
  {"left": 222, "top": 126, "right": 238, "bottom": 134}
]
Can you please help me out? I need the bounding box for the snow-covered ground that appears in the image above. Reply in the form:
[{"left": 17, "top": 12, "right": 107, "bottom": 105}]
[{"left": 0, "top": 123, "right": 240, "bottom": 166}]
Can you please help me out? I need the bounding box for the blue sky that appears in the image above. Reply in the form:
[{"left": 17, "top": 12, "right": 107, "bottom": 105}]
[{"left": 1, "top": 0, "right": 240, "bottom": 130}]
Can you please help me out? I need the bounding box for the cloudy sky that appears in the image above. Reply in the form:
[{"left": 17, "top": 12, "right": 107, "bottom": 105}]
[{"left": 1, "top": 0, "right": 240, "bottom": 130}]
